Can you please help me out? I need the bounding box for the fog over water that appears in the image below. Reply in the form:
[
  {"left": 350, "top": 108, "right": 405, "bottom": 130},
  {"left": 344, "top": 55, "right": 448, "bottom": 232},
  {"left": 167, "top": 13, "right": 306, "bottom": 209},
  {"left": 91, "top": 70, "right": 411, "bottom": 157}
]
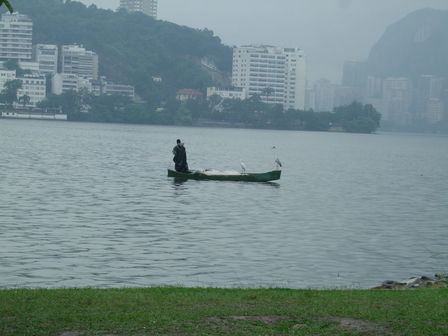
[{"left": 80, "top": 0, "right": 448, "bottom": 81}]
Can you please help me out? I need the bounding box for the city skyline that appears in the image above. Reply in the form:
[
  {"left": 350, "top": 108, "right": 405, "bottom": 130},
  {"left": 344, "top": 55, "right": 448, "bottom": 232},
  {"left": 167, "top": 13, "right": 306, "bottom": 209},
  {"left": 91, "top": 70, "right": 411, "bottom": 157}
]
[{"left": 79, "top": 0, "right": 448, "bottom": 82}]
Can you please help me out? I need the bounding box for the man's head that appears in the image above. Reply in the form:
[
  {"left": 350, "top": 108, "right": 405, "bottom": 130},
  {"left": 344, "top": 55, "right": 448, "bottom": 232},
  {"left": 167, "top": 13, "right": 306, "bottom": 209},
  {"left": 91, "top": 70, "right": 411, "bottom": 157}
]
[{"left": 176, "top": 139, "right": 181, "bottom": 144}]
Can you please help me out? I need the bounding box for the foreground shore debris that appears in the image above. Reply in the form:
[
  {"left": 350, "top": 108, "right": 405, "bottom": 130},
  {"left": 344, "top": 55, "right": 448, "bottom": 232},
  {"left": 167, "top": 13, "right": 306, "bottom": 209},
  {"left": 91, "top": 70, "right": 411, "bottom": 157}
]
[{"left": 373, "top": 273, "right": 448, "bottom": 289}]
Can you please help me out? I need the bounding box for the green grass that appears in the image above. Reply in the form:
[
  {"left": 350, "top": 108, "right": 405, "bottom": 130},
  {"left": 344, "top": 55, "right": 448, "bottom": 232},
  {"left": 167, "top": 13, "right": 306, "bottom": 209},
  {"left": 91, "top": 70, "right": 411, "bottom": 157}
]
[{"left": 1, "top": 288, "right": 447, "bottom": 335}]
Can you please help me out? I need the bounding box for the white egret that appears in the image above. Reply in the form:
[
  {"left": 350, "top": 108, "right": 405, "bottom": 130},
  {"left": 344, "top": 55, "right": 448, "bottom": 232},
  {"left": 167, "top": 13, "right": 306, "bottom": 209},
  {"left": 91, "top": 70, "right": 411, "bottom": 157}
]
[
  {"left": 275, "top": 158, "right": 283, "bottom": 170},
  {"left": 272, "top": 146, "right": 282, "bottom": 170},
  {"left": 240, "top": 160, "right": 247, "bottom": 174}
]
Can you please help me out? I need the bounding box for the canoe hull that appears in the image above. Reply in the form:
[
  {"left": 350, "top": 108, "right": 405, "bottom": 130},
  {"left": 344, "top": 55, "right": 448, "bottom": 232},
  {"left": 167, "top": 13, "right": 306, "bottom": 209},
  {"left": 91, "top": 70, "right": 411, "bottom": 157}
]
[{"left": 167, "top": 169, "right": 281, "bottom": 182}]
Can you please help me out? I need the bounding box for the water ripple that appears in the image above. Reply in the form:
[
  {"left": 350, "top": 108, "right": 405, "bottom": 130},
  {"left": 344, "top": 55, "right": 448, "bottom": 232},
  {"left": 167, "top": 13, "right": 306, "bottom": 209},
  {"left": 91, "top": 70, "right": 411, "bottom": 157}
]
[{"left": 1, "top": 120, "right": 448, "bottom": 289}]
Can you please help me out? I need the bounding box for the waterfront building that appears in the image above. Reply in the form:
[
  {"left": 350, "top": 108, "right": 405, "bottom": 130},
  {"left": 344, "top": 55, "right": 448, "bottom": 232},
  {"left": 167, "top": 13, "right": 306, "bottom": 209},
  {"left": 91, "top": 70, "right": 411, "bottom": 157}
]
[
  {"left": 206, "top": 87, "right": 248, "bottom": 100},
  {"left": 305, "top": 86, "right": 316, "bottom": 110},
  {"left": 415, "top": 75, "right": 445, "bottom": 123},
  {"left": 342, "top": 60, "right": 367, "bottom": 88},
  {"left": 0, "top": 68, "right": 16, "bottom": 89},
  {"left": 61, "top": 45, "right": 99, "bottom": 80},
  {"left": 18, "top": 61, "right": 39, "bottom": 72},
  {"left": 16, "top": 74, "right": 46, "bottom": 107},
  {"left": 34, "top": 44, "right": 58, "bottom": 75},
  {"left": 103, "top": 81, "right": 135, "bottom": 98},
  {"left": 51, "top": 73, "right": 92, "bottom": 94},
  {"left": 366, "top": 76, "right": 382, "bottom": 99},
  {"left": 232, "top": 45, "right": 306, "bottom": 110},
  {"left": 0, "top": 12, "right": 33, "bottom": 61},
  {"left": 382, "top": 77, "right": 412, "bottom": 124},
  {"left": 52, "top": 73, "right": 135, "bottom": 99},
  {"left": 176, "top": 89, "right": 203, "bottom": 102},
  {"left": 426, "top": 98, "right": 444, "bottom": 123},
  {"left": 88, "top": 76, "right": 135, "bottom": 98},
  {"left": 1, "top": 111, "right": 67, "bottom": 120},
  {"left": 119, "top": 0, "right": 158, "bottom": 18},
  {"left": 443, "top": 89, "right": 448, "bottom": 121},
  {"left": 313, "top": 78, "right": 336, "bottom": 112}
]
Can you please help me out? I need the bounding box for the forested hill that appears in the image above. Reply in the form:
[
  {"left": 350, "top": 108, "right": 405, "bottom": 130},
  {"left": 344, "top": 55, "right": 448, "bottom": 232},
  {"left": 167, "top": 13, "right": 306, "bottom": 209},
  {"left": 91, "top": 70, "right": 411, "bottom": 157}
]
[
  {"left": 7, "top": 0, "right": 232, "bottom": 104},
  {"left": 367, "top": 8, "right": 448, "bottom": 80}
]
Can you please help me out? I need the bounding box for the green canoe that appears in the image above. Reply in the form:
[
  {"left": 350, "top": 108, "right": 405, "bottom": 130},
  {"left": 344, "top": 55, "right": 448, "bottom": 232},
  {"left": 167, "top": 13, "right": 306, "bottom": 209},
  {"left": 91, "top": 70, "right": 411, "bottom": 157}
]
[{"left": 167, "top": 169, "right": 281, "bottom": 182}]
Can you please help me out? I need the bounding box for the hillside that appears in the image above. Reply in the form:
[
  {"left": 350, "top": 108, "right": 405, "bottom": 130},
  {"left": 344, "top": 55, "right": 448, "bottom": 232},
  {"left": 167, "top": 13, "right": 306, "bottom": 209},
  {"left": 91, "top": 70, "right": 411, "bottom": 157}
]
[
  {"left": 6, "top": 0, "right": 232, "bottom": 105},
  {"left": 367, "top": 8, "right": 448, "bottom": 80}
]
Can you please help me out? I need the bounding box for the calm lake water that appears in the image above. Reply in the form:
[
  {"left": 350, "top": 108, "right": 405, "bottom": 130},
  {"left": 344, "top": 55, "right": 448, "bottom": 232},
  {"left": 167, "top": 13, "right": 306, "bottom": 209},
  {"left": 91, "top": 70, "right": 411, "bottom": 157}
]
[{"left": 1, "top": 119, "right": 447, "bottom": 289}]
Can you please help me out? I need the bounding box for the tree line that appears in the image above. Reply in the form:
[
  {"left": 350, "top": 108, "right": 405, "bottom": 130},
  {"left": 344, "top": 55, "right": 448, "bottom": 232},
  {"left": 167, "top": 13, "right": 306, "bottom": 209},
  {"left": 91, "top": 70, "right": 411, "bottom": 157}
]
[{"left": 35, "top": 89, "right": 381, "bottom": 134}]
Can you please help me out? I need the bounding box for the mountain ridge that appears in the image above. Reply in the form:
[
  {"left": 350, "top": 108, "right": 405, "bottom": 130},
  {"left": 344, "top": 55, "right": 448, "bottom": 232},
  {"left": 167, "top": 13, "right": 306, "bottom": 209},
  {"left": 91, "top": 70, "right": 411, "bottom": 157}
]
[{"left": 367, "top": 8, "right": 448, "bottom": 80}]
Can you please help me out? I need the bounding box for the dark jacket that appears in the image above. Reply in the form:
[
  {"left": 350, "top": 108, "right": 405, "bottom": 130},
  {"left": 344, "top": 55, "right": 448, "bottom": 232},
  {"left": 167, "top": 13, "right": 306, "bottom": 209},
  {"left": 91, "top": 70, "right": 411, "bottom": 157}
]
[{"left": 172, "top": 144, "right": 189, "bottom": 172}]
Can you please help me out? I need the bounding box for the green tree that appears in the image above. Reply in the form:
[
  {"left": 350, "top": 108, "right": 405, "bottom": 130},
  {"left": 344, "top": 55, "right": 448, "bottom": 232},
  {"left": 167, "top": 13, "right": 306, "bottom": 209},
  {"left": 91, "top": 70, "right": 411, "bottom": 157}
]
[
  {"left": 3, "top": 59, "right": 30, "bottom": 76},
  {"left": 174, "top": 105, "right": 192, "bottom": 125},
  {"left": 3, "top": 59, "right": 19, "bottom": 71},
  {"left": 0, "top": 79, "right": 22, "bottom": 107},
  {"left": 18, "top": 94, "right": 31, "bottom": 108},
  {"left": 333, "top": 101, "right": 381, "bottom": 133},
  {"left": 0, "top": 0, "right": 14, "bottom": 13},
  {"left": 38, "top": 91, "right": 82, "bottom": 115}
]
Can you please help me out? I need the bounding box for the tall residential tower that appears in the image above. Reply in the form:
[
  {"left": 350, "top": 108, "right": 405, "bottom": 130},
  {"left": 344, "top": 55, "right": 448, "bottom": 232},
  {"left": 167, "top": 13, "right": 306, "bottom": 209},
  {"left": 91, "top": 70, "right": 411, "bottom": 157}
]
[
  {"left": 119, "top": 0, "right": 158, "bottom": 18},
  {"left": 0, "top": 12, "right": 33, "bottom": 61},
  {"left": 232, "top": 45, "right": 306, "bottom": 110}
]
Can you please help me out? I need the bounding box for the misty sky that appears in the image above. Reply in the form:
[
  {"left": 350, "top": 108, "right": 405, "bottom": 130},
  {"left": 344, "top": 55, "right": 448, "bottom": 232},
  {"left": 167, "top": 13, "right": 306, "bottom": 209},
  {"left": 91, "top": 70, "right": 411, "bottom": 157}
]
[{"left": 79, "top": 0, "right": 448, "bottom": 82}]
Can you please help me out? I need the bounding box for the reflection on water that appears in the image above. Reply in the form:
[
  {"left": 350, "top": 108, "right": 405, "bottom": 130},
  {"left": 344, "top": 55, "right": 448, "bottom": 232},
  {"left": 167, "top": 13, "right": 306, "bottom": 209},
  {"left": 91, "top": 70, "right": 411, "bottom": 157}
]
[{"left": 0, "top": 120, "right": 447, "bottom": 289}]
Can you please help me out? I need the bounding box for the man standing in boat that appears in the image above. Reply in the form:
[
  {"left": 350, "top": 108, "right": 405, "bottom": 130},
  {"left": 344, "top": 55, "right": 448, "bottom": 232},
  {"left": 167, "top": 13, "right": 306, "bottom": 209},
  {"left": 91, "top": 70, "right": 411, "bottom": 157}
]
[{"left": 172, "top": 139, "right": 189, "bottom": 173}]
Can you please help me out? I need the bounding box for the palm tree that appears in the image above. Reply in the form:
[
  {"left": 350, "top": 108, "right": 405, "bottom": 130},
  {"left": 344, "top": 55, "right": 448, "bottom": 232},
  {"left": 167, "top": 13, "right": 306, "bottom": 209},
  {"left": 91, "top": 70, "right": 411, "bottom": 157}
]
[
  {"left": 0, "top": 0, "right": 14, "bottom": 13},
  {"left": 260, "top": 87, "right": 275, "bottom": 103}
]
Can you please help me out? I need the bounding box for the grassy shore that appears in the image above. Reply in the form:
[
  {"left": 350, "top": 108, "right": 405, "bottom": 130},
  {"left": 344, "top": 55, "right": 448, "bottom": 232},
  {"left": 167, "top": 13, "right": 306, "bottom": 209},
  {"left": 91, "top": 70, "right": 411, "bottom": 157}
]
[{"left": 1, "top": 288, "right": 447, "bottom": 336}]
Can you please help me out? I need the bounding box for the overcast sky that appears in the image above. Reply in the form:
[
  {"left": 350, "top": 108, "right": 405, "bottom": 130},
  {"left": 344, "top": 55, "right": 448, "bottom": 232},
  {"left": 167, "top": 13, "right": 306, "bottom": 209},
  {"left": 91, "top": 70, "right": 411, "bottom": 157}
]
[{"left": 79, "top": 0, "right": 448, "bottom": 82}]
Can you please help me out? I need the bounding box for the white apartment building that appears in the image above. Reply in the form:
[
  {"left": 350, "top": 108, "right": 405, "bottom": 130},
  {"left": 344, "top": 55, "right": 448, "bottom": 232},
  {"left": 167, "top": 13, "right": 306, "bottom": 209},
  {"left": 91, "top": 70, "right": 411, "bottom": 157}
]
[
  {"left": 119, "top": 0, "right": 158, "bottom": 18},
  {"left": 207, "top": 87, "right": 248, "bottom": 100},
  {"left": 34, "top": 44, "right": 58, "bottom": 75},
  {"left": 61, "top": 45, "right": 99, "bottom": 80},
  {"left": 52, "top": 73, "right": 135, "bottom": 99},
  {"left": 313, "top": 78, "right": 336, "bottom": 112},
  {"left": 52, "top": 73, "right": 92, "bottom": 94},
  {"left": 19, "top": 61, "right": 39, "bottom": 72},
  {"left": 0, "top": 68, "right": 16, "bottom": 89},
  {"left": 16, "top": 74, "right": 46, "bottom": 107},
  {"left": 382, "top": 77, "right": 412, "bottom": 124},
  {"left": 0, "top": 70, "right": 46, "bottom": 107},
  {"left": 103, "top": 81, "right": 135, "bottom": 98},
  {"left": 0, "top": 12, "right": 33, "bottom": 61},
  {"left": 232, "top": 45, "right": 306, "bottom": 110},
  {"left": 426, "top": 98, "right": 444, "bottom": 123}
]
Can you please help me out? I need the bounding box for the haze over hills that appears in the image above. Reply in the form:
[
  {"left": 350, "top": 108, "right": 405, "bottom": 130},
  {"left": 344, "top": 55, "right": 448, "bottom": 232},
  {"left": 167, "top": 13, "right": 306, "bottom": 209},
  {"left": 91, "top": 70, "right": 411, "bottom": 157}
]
[
  {"left": 306, "top": 8, "right": 448, "bottom": 131},
  {"left": 1, "top": 0, "right": 447, "bottom": 131},
  {"left": 361, "top": 8, "right": 448, "bottom": 130},
  {"left": 80, "top": 0, "right": 448, "bottom": 82},
  {"left": 367, "top": 8, "right": 448, "bottom": 80}
]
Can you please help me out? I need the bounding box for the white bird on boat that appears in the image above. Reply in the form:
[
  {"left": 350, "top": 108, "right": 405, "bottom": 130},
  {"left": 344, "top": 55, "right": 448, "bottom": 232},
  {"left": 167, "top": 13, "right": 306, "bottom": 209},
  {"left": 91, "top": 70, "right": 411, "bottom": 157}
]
[
  {"left": 275, "top": 158, "right": 282, "bottom": 170},
  {"left": 240, "top": 160, "right": 247, "bottom": 174}
]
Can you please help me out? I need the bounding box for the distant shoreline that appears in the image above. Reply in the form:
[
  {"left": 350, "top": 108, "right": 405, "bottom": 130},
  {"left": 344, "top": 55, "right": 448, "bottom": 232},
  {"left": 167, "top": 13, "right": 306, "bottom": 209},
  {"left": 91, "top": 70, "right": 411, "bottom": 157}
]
[{"left": 3, "top": 115, "right": 448, "bottom": 136}]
